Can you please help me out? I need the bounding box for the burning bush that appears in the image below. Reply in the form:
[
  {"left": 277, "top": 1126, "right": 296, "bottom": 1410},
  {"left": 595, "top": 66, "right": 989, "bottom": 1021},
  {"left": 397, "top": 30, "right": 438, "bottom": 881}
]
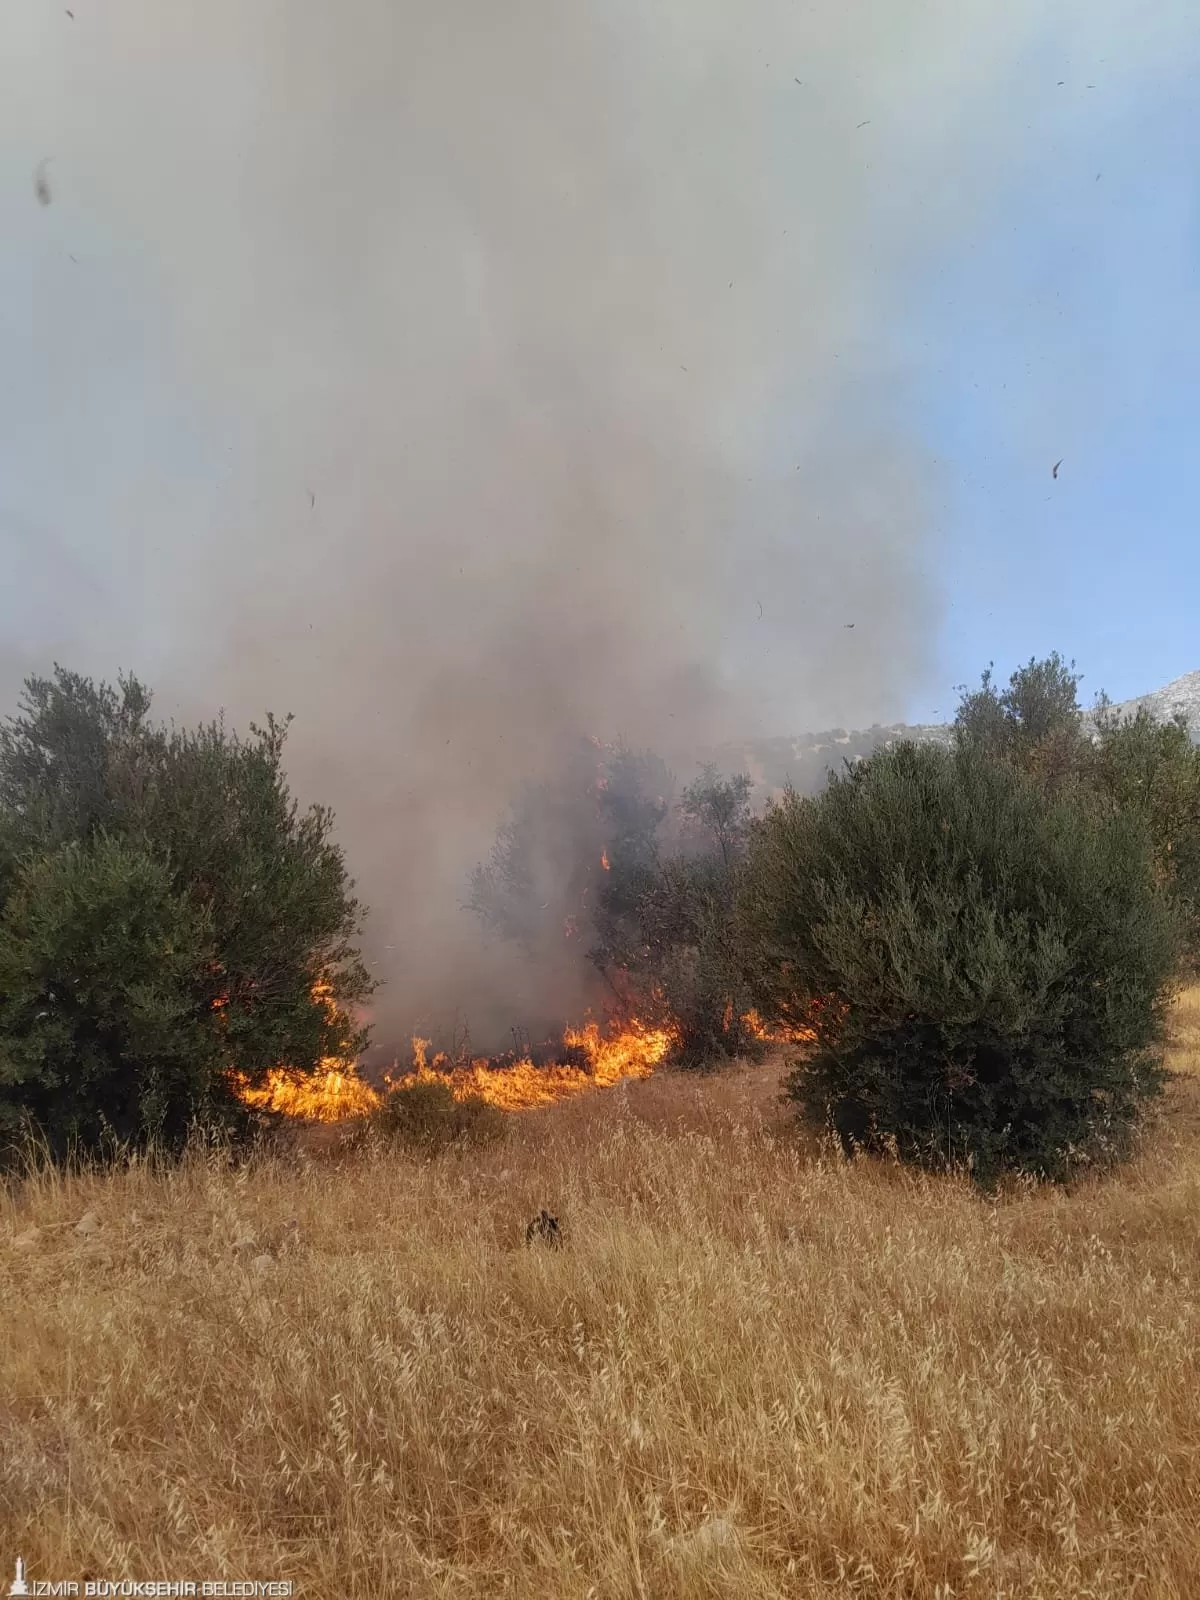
[
  {"left": 739, "top": 740, "right": 1180, "bottom": 1181},
  {"left": 591, "top": 765, "right": 761, "bottom": 1066},
  {"left": 466, "top": 740, "right": 616, "bottom": 955},
  {"left": 0, "top": 667, "right": 372, "bottom": 1157},
  {"left": 471, "top": 744, "right": 762, "bottom": 1068}
]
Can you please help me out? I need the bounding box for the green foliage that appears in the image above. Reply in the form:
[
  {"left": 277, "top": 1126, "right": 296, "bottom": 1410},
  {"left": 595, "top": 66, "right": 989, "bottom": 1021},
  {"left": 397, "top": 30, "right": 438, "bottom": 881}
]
[
  {"left": 372, "top": 1077, "right": 506, "bottom": 1152},
  {"left": 681, "top": 766, "right": 753, "bottom": 866},
  {"left": 953, "top": 654, "right": 1200, "bottom": 971},
  {"left": 0, "top": 835, "right": 236, "bottom": 1153},
  {"left": 740, "top": 741, "right": 1178, "bottom": 1180},
  {"left": 137, "top": 711, "right": 371, "bottom": 1078},
  {"left": 594, "top": 764, "right": 760, "bottom": 1066},
  {"left": 599, "top": 746, "right": 675, "bottom": 867},
  {"left": 0, "top": 666, "right": 372, "bottom": 1156},
  {"left": 953, "top": 653, "right": 1089, "bottom": 792},
  {"left": 1090, "top": 705, "right": 1200, "bottom": 971}
]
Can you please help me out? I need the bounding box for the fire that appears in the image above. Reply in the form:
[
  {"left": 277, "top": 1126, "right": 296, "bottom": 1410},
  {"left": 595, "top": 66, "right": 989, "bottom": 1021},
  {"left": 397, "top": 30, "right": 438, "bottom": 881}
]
[
  {"left": 741, "top": 1007, "right": 820, "bottom": 1044},
  {"left": 399, "top": 1018, "right": 673, "bottom": 1112},
  {"left": 600, "top": 850, "right": 610, "bottom": 871},
  {"left": 230, "top": 981, "right": 674, "bottom": 1122},
  {"left": 234, "top": 1064, "right": 381, "bottom": 1122},
  {"left": 229, "top": 981, "right": 818, "bottom": 1127},
  {"left": 230, "top": 977, "right": 382, "bottom": 1123}
]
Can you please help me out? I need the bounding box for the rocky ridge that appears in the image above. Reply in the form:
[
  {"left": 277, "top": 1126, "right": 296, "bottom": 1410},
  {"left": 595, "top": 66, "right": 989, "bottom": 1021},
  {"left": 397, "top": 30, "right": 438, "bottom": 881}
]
[{"left": 713, "top": 669, "right": 1200, "bottom": 799}]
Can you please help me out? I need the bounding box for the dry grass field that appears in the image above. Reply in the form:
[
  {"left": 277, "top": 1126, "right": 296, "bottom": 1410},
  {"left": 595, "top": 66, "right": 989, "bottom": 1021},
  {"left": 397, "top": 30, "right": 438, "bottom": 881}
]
[{"left": 4, "top": 994, "right": 1200, "bottom": 1598}]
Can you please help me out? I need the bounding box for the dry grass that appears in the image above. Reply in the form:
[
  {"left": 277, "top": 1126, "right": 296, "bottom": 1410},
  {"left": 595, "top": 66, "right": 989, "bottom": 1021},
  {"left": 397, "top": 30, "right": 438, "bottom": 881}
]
[{"left": 4, "top": 1004, "right": 1200, "bottom": 1597}]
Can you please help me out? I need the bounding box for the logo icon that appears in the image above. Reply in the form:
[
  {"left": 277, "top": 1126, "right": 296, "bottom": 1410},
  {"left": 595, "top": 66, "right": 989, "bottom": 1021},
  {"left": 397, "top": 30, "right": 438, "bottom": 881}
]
[{"left": 8, "top": 1556, "right": 29, "bottom": 1597}]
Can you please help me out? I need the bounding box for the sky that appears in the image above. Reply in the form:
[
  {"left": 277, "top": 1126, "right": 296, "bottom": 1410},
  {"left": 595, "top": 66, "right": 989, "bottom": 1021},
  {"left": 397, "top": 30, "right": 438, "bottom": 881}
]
[
  {"left": 1, "top": 0, "right": 1197, "bottom": 1038},
  {"left": 904, "top": 52, "right": 1200, "bottom": 721}
]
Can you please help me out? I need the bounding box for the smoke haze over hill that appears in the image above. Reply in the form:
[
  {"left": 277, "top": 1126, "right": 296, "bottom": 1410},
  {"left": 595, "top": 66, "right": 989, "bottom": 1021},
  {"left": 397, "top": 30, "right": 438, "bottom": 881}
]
[{"left": 2, "top": 0, "right": 1196, "bottom": 1045}]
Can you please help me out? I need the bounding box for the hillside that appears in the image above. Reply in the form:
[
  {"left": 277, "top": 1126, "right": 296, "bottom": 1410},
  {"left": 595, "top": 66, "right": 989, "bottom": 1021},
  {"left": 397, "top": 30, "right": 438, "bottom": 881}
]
[{"left": 713, "top": 668, "right": 1200, "bottom": 798}]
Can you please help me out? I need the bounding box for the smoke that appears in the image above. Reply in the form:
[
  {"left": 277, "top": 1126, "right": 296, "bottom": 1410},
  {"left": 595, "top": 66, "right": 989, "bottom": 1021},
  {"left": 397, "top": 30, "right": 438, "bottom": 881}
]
[{"left": 1, "top": 0, "right": 1195, "bottom": 1045}]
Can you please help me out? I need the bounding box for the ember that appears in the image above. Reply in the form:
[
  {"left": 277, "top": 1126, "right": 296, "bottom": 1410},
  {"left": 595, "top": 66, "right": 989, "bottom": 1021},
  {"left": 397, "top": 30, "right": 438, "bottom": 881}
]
[{"left": 741, "top": 1007, "right": 818, "bottom": 1044}]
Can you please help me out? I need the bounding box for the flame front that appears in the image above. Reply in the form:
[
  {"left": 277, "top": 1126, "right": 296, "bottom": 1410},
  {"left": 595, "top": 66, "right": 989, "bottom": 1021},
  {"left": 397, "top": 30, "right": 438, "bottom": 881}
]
[
  {"left": 231, "top": 994, "right": 674, "bottom": 1123},
  {"left": 234, "top": 1063, "right": 382, "bottom": 1122},
  {"left": 401, "top": 1018, "right": 673, "bottom": 1112},
  {"left": 230, "top": 979, "right": 381, "bottom": 1122},
  {"left": 230, "top": 984, "right": 815, "bottom": 1125}
]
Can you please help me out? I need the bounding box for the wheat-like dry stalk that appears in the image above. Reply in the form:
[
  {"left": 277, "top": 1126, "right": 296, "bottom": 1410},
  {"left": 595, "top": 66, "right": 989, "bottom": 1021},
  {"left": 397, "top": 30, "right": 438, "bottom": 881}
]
[{"left": 3, "top": 996, "right": 1200, "bottom": 1597}]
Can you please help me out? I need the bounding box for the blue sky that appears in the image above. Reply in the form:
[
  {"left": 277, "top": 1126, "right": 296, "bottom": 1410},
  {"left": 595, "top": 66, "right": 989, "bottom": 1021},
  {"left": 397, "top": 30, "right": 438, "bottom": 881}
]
[{"left": 905, "top": 60, "right": 1200, "bottom": 723}]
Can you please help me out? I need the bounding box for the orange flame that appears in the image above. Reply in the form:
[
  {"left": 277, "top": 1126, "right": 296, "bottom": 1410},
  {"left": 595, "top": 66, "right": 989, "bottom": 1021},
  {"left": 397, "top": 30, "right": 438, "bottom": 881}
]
[
  {"left": 741, "top": 1007, "right": 819, "bottom": 1044},
  {"left": 600, "top": 850, "right": 611, "bottom": 871},
  {"left": 230, "top": 981, "right": 823, "bottom": 1127},
  {"left": 231, "top": 974, "right": 675, "bottom": 1122},
  {"left": 230, "top": 978, "right": 380, "bottom": 1123},
  {"left": 397, "top": 1018, "right": 673, "bottom": 1111},
  {"left": 234, "top": 1064, "right": 381, "bottom": 1122}
]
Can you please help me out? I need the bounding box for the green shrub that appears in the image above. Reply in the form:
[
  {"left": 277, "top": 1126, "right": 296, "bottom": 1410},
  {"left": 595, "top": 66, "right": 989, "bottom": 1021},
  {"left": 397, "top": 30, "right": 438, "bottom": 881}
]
[
  {"left": 0, "top": 835, "right": 244, "bottom": 1156},
  {"left": 739, "top": 741, "right": 1179, "bottom": 1180},
  {"left": 953, "top": 652, "right": 1090, "bottom": 793},
  {"left": 1091, "top": 705, "right": 1200, "bottom": 973},
  {"left": 591, "top": 766, "right": 761, "bottom": 1067},
  {"left": 627, "top": 851, "right": 761, "bottom": 1067},
  {"left": 372, "top": 1077, "right": 506, "bottom": 1152},
  {"left": 0, "top": 667, "right": 372, "bottom": 1156},
  {"left": 953, "top": 655, "right": 1200, "bottom": 973}
]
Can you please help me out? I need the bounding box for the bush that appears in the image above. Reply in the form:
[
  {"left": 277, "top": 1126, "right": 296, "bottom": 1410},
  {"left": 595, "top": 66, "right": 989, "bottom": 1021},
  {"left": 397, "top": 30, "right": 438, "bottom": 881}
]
[
  {"left": 0, "top": 836, "right": 237, "bottom": 1154},
  {"left": 592, "top": 766, "right": 761, "bottom": 1066},
  {"left": 0, "top": 667, "right": 372, "bottom": 1156},
  {"left": 371, "top": 1077, "right": 506, "bottom": 1153},
  {"left": 623, "top": 849, "right": 760, "bottom": 1067},
  {"left": 1091, "top": 705, "right": 1200, "bottom": 973},
  {"left": 466, "top": 741, "right": 612, "bottom": 955},
  {"left": 953, "top": 655, "right": 1200, "bottom": 972},
  {"left": 953, "top": 652, "right": 1090, "bottom": 793},
  {"left": 739, "top": 741, "right": 1179, "bottom": 1180},
  {"left": 470, "top": 742, "right": 762, "bottom": 1065}
]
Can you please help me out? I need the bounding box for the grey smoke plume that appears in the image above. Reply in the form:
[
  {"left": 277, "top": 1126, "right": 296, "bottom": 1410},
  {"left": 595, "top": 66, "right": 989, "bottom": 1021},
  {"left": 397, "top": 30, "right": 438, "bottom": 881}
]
[{"left": 1, "top": 0, "right": 1194, "bottom": 1044}]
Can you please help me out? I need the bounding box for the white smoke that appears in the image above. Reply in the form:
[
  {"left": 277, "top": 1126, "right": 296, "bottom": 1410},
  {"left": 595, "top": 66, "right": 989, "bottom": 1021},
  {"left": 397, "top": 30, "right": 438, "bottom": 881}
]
[{"left": 0, "top": 0, "right": 1194, "bottom": 1042}]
